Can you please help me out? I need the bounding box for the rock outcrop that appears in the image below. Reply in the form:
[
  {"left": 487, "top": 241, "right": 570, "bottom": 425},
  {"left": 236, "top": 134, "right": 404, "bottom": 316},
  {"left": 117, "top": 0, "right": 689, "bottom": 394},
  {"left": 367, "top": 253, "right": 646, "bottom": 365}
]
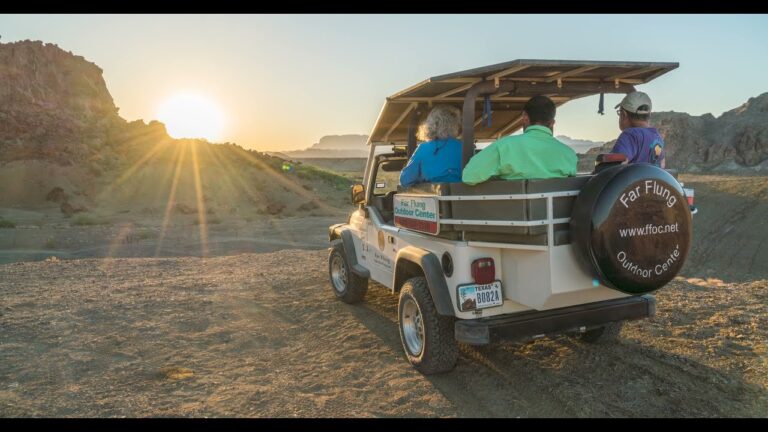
[
  {"left": 579, "top": 93, "right": 768, "bottom": 173},
  {"left": 0, "top": 39, "right": 352, "bottom": 213}
]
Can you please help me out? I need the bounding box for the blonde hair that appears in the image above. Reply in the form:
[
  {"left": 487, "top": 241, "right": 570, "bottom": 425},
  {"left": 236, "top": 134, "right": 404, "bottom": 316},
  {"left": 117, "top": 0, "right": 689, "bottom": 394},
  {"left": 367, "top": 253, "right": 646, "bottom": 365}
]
[{"left": 417, "top": 105, "right": 461, "bottom": 141}]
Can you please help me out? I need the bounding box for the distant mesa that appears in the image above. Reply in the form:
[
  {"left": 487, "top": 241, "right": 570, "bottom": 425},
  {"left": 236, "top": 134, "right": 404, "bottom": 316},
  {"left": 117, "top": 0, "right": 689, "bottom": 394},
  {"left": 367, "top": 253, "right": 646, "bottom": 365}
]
[
  {"left": 280, "top": 134, "right": 369, "bottom": 159},
  {"left": 281, "top": 134, "right": 603, "bottom": 159},
  {"left": 556, "top": 135, "right": 604, "bottom": 155},
  {"left": 310, "top": 134, "right": 369, "bottom": 150}
]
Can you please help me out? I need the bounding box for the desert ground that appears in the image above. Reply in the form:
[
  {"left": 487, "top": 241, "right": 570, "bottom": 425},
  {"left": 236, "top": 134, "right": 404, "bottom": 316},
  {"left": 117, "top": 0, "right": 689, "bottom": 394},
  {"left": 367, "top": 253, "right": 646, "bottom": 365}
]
[
  {"left": 0, "top": 173, "right": 767, "bottom": 417},
  {"left": 0, "top": 211, "right": 341, "bottom": 265}
]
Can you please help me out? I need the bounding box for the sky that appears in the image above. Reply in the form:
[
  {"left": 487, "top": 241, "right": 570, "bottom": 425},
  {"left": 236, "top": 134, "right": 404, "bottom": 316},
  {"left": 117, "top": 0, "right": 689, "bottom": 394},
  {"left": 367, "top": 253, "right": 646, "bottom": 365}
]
[{"left": 1, "top": 14, "right": 767, "bottom": 151}]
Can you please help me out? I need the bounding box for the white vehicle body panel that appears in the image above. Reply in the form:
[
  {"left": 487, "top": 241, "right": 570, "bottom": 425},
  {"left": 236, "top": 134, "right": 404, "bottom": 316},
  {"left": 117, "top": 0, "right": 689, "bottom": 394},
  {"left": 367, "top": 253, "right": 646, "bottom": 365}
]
[{"left": 344, "top": 199, "right": 629, "bottom": 320}]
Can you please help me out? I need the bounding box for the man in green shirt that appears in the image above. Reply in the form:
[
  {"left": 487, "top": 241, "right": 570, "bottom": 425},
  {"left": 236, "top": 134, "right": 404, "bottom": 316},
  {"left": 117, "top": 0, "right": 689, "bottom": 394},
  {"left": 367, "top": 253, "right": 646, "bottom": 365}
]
[{"left": 462, "top": 95, "right": 577, "bottom": 185}]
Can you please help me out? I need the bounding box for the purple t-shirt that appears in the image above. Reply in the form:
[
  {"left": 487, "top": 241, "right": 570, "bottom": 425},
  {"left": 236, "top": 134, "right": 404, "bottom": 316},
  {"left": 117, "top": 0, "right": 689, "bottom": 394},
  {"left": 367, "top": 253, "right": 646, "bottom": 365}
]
[{"left": 611, "top": 127, "right": 665, "bottom": 166}]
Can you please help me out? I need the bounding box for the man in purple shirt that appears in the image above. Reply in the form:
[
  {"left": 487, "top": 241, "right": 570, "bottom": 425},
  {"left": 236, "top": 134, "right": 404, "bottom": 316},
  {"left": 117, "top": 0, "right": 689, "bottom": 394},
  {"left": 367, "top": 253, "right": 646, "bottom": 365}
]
[{"left": 612, "top": 91, "right": 666, "bottom": 168}]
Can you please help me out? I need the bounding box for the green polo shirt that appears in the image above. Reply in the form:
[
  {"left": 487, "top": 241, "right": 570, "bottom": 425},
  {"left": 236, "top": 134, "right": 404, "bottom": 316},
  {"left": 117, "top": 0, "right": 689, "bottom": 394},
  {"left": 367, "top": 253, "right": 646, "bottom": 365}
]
[{"left": 462, "top": 125, "right": 577, "bottom": 185}]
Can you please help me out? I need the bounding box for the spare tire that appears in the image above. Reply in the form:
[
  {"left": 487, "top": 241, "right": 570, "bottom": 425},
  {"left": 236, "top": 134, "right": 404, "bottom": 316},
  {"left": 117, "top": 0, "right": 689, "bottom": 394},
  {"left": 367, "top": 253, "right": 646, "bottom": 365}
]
[{"left": 570, "top": 164, "right": 692, "bottom": 294}]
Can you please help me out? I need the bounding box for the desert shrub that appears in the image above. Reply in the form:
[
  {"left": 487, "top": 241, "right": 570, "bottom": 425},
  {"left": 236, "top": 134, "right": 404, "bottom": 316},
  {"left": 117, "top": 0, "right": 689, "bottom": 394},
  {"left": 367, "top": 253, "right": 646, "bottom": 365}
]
[
  {"left": 136, "top": 228, "right": 157, "bottom": 240},
  {"left": 193, "top": 217, "right": 222, "bottom": 225},
  {"left": 70, "top": 215, "right": 111, "bottom": 226},
  {"left": 45, "top": 187, "right": 68, "bottom": 203},
  {"left": 295, "top": 165, "right": 353, "bottom": 190},
  {"left": 297, "top": 201, "right": 320, "bottom": 212},
  {"left": 0, "top": 219, "right": 16, "bottom": 229},
  {"left": 44, "top": 238, "right": 58, "bottom": 249},
  {"left": 173, "top": 203, "right": 197, "bottom": 215}
]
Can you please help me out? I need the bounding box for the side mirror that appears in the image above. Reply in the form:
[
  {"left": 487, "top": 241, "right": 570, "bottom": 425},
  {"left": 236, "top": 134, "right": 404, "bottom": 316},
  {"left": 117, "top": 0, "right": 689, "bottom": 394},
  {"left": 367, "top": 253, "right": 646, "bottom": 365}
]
[{"left": 351, "top": 184, "right": 365, "bottom": 204}]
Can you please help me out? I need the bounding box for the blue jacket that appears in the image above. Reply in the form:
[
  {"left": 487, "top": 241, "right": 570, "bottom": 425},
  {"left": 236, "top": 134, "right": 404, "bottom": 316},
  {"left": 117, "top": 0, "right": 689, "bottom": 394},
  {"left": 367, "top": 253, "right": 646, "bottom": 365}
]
[{"left": 399, "top": 137, "right": 463, "bottom": 187}]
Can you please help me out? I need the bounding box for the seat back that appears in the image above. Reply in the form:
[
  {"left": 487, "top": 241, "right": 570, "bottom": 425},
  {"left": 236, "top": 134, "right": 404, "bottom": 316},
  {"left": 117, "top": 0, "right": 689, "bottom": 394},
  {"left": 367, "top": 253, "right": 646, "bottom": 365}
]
[
  {"left": 526, "top": 175, "right": 591, "bottom": 235},
  {"left": 394, "top": 175, "right": 594, "bottom": 245},
  {"left": 448, "top": 180, "right": 528, "bottom": 235}
]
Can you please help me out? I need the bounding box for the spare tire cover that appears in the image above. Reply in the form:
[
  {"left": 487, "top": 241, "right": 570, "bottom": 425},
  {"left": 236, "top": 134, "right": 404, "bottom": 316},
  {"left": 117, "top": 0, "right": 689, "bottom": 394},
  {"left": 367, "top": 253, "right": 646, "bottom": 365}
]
[{"left": 570, "top": 164, "right": 692, "bottom": 294}]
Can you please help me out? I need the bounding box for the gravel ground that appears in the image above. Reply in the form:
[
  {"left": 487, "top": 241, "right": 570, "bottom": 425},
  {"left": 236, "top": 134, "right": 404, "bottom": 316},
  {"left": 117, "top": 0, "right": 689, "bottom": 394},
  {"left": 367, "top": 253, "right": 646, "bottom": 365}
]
[{"left": 1, "top": 250, "right": 765, "bottom": 417}]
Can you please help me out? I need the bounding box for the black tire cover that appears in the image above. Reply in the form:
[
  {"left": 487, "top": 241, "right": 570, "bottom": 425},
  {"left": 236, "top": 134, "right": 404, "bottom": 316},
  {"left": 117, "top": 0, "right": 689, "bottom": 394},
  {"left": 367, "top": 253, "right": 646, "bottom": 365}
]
[{"left": 570, "top": 164, "right": 692, "bottom": 294}]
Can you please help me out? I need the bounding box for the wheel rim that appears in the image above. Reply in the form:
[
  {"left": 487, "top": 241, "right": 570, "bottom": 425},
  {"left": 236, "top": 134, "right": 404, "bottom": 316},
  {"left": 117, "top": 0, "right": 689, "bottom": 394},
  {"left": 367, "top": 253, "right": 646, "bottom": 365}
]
[
  {"left": 401, "top": 297, "right": 425, "bottom": 356},
  {"left": 330, "top": 254, "right": 347, "bottom": 294}
]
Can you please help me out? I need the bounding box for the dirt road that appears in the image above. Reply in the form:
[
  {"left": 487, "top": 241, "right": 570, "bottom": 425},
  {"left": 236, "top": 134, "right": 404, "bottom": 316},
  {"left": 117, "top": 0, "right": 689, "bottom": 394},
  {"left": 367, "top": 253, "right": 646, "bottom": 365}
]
[{"left": 1, "top": 250, "right": 765, "bottom": 417}]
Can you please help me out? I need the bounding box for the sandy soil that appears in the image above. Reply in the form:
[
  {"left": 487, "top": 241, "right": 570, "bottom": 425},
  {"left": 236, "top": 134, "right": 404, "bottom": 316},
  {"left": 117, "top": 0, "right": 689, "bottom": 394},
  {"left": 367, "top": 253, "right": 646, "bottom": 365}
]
[
  {"left": 678, "top": 174, "right": 768, "bottom": 282},
  {"left": 0, "top": 249, "right": 765, "bottom": 417},
  {"left": 0, "top": 212, "right": 341, "bottom": 264}
]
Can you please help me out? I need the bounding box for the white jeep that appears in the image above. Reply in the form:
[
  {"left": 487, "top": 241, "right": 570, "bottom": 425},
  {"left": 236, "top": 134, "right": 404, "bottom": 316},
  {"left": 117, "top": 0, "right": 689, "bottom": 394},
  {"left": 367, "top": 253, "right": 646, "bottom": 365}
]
[{"left": 328, "top": 60, "right": 695, "bottom": 374}]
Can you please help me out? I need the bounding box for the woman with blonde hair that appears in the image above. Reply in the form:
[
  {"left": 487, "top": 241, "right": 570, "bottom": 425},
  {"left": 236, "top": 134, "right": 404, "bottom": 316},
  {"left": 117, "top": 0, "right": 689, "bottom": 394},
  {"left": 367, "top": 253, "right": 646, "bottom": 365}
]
[{"left": 399, "top": 105, "right": 463, "bottom": 187}]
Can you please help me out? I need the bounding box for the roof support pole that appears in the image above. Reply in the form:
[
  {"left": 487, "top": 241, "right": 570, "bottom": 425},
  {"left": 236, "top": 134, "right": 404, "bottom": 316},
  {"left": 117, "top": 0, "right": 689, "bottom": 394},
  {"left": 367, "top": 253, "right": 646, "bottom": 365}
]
[
  {"left": 406, "top": 104, "right": 425, "bottom": 159},
  {"left": 461, "top": 80, "right": 637, "bottom": 167},
  {"left": 383, "top": 102, "right": 417, "bottom": 143},
  {"left": 362, "top": 140, "right": 378, "bottom": 187},
  {"left": 462, "top": 80, "right": 517, "bottom": 168}
]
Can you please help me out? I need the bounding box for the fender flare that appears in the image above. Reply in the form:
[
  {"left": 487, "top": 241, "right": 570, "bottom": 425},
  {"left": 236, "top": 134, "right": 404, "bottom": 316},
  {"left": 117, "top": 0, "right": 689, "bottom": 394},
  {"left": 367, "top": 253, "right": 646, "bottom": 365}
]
[
  {"left": 394, "top": 246, "right": 454, "bottom": 316},
  {"left": 330, "top": 227, "right": 370, "bottom": 279}
]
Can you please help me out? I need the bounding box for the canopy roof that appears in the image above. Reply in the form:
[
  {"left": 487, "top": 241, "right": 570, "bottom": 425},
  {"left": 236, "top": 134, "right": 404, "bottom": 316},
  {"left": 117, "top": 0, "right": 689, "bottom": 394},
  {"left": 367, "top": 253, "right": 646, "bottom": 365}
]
[{"left": 368, "top": 59, "right": 678, "bottom": 145}]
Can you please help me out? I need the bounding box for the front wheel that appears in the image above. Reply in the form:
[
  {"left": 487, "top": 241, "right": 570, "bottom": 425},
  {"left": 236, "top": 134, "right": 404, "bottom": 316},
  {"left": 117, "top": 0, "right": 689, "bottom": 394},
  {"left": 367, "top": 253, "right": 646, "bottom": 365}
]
[
  {"left": 328, "top": 242, "right": 368, "bottom": 304},
  {"left": 398, "top": 277, "right": 458, "bottom": 374}
]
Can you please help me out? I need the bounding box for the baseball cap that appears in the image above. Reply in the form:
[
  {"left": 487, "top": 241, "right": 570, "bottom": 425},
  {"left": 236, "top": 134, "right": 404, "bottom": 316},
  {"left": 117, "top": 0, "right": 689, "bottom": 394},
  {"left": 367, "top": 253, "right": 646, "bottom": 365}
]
[{"left": 615, "top": 91, "right": 652, "bottom": 114}]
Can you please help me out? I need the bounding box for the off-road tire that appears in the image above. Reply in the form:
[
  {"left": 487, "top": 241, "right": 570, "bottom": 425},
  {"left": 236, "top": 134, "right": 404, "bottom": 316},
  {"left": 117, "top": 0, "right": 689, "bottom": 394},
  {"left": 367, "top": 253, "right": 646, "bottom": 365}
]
[
  {"left": 328, "top": 242, "right": 368, "bottom": 304},
  {"left": 576, "top": 321, "right": 624, "bottom": 344},
  {"left": 398, "top": 277, "right": 458, "bottom": 374}
]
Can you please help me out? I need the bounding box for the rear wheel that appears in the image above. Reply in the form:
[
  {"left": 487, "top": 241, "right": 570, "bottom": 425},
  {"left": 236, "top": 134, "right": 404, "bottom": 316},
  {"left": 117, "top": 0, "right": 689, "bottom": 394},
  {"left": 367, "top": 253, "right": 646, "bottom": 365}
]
[
  {"left": 575, "top": 321, "right": 624, "bottom": 344},
  {"left": 328, "top": 242, "right": 368, "bottom": 304},
  {"left": 398, "top": 277, "right": 458, "bottom": 374}
]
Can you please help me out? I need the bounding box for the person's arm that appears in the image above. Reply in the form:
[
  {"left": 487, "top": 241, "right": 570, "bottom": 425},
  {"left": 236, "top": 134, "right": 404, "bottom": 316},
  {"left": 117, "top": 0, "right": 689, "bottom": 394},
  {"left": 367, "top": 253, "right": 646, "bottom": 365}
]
[
  {"left": 461, "top": 142, "right": 501, "bottom": 185},
  {"left": 564, "top": 148, "right": 578, "bottom": 176},
  {"left": 611, "top": 131, "right": 637, "bottom": 161},
  {"left": 399, "top": 144, "right": 424, "bottom": 187}
]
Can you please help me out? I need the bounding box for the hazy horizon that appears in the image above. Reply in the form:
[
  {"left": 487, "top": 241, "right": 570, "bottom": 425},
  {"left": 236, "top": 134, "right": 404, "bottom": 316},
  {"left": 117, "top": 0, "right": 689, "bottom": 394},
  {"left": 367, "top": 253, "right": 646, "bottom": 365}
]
[{"left": 1, "top": 14, "right": 766, "bottom": 151}]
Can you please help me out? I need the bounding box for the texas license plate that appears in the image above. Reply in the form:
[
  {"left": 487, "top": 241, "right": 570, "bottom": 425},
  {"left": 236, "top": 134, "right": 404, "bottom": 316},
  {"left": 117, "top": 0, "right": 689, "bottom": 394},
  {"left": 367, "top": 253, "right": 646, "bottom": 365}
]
[{"left": 457, "top": 281, "right": 503, "bottom": 311}]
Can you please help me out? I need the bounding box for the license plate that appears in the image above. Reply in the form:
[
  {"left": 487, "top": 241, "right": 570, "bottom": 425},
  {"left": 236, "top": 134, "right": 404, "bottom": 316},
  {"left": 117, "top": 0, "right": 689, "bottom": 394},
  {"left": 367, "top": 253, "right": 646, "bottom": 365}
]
[{"left": 457, "top": 281, "right": 503, "bottom": 311}]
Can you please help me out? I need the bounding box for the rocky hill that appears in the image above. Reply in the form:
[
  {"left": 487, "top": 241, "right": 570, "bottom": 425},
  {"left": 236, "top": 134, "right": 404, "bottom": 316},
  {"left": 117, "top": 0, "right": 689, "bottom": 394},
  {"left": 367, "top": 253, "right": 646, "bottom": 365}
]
[
  {"left": 0, "top": 40, "right": 351, "bottom": 215},
  {"left": 579, "top": 94, "right": 768, "bottom": 172},
  {"left": 0, "top": 40, "right": 122, "bottom": 166}
]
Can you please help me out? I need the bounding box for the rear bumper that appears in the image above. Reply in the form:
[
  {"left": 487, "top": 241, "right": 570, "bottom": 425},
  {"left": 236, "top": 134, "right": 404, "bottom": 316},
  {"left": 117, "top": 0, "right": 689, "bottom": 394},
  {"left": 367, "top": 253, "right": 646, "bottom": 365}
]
[{"left": 455, "top": 294, "right": 656, "bottom": 345}]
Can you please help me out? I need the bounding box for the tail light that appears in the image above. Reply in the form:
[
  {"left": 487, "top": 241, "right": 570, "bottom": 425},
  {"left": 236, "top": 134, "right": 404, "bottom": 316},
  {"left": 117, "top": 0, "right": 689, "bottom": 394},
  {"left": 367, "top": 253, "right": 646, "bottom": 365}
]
[
  {"left": 683, "top": 188, "right": 694, "bottom": 206},
  {"left": 471, "top": 258, "right": 495, "bottom": 285}
]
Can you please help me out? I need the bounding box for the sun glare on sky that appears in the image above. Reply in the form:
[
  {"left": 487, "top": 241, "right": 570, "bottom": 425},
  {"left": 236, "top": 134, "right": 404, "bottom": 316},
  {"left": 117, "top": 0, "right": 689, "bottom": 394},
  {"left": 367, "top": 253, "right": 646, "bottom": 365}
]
[{"left": 157, "top": 93, "right": 225, "bottom": 141}]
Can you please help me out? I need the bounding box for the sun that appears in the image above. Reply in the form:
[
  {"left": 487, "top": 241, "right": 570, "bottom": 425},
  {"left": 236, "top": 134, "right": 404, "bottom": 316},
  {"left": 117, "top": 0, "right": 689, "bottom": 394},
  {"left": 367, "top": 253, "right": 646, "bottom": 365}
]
[{"left": 157, "top": 93, "right": 225, "bottom": 141}]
